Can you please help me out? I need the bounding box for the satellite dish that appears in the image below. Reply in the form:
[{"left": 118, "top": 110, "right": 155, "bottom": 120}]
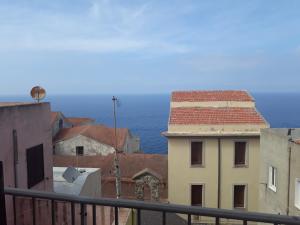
[
  {"left": 30, "top": 86, "right": 46, "bottom": 102},
  {"left": 63, "top": 167, "right": 80, "bottom": 183}
]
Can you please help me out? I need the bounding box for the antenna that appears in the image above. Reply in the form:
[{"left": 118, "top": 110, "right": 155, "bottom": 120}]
[
  {"left": 30, "top": 86, "right": 46, "bottom": 103},
  {"left": 112, "top": 96, "right": 121, "bottom": 199}
]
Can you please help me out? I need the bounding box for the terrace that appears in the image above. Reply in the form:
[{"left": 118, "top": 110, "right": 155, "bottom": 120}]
[{"left": 1, "top": 162, "right": 300, "bottom": 225}]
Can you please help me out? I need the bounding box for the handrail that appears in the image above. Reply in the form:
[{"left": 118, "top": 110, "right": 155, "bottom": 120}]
[{"left": 5, "top": 187, "right": 300, "bottom": 225}]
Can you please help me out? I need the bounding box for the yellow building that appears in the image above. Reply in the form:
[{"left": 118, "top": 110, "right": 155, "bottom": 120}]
[{"left": 163, "top": 90, "right": 269, "bottom": 222}]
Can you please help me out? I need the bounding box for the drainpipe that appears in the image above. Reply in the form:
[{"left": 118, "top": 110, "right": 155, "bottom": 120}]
[
  {"left": 287, "top": 146, "right": 291, "bottom": 216},
  {"left": 12, "top": 130, "right": 18, "bottom": 188},
  {"left": 218, "top": 138, "right": 221, "bottom": 209}
]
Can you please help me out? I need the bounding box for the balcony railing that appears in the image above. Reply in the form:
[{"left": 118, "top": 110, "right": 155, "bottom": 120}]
[{"left": 1, "top": 162, "right": 300, "bottom": 225}]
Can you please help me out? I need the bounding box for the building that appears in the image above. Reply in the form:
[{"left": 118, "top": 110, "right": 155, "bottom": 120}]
[
  {"left": 53, "top": 124, "right": 140, "bottom": 156},
  {"left": 163, "top": 90, "right": 269, "bottom": 222},
  {"left": 51, "top": 111, "right": 95, "bottom": 137},
  {"left": 0, "top": 102, "right": 53, "bottom": 225},
  {"left": 259, "top": 128, "right": 300, "bottom": 216},
  {"left": 53, "top": 153, "right": 167, "bottom": 201},
  {"left": 53, "top": 167, "right": 114, "bottom": 225}
]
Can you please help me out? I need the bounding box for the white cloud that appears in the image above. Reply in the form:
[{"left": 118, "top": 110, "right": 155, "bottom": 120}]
[{"left": 0, "top": 0, "right": 190, "bottom": 54}]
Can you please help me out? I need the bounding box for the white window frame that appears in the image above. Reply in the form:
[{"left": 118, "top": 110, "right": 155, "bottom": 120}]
[
  {"left": 268, "top": 166, "right": 277, "bottom": 192},
  {"left": 295, "top": 178, "right": 300, "bottom": 210}
]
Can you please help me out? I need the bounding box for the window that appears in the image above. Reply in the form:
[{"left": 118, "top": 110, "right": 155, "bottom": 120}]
[
  {"left": 234, "top": 185, "right": 246, "bottom": 208},
  {"left": 234, "top": 142, "right": 247, "bottom": 166},
  {"left": 26, "top": 144, "right": 44, "bottom": 188},
  {"left": 191, "top": 185, "right": 203, "bottom": 206},
  {"left": 59, "top": 119, "right": 63, "bottom": 129},
  {"left": 76, "top": 146, "right": 84, "bottom": 156},
  {"left": 268, "top": 166, "right": 277, "bottom": 192},
  {"left": 295, "top": 179, "right": 300, "bottom": 209},
  {"left": 191, "top": 142, "right": 203, "bottom": 166}
]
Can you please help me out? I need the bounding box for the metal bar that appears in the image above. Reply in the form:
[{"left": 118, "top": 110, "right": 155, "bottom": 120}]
[
  {"left": 137, "top": 209, "right": 141, "bottom": 225},
  {"left": 93, "top": 204, "right": 96, "bottom": 225},
  {"left": 71, "top": 202, "right": 75, "bottom": 225},
  {"left": 243, "top": 220, "right": 247, "bottom": 225},
  {"left": 80, "top": 203, "right": 85, "bottom": 225},
  {"left": 187, "top": 214, "right": 191, "bottom": 225},
  {"left": 115, "top": 207, "right": 119, "bottom": 225},
  {"left": 4, "top": 187, "right": 300, "bottom": 225},
  {"left": 215, "top": 217, "right": 220, "bottom": 225},
  {"left": 51, "top": 199, "right": 55, "bottom": 225},
  {"left": 13, "top": 195, "right": 16, "bottom": 225},
  {"left": 0, "top": 162, "right": 7, "bottom": 225},
  {"left": 32, "top": 197, "right": 36, "bottom": 225},
  {"left": 162, "top": 211, "right": 166, "bottom": 225}
]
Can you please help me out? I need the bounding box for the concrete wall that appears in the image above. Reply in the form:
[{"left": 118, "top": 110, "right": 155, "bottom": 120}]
[
  {"left": 259, "top": 129, "right": 300, "bottom": 216},
  {"left": 52, "top": 112, "right": 72, "bottom": 137},
  {"left": 55, "top": 133, "right": 140, "bottom": 155},
  {"left": 0, "top": 102, "right": 53, "bottom": 225},
  {"left": 54, "top": 135, "right": 115, "bottom": 156}
]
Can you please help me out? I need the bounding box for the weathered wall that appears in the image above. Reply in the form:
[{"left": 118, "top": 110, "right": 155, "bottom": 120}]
[
  {"left": 0, "top": 102, "right": 53, "bottom": 225},
  {"left": 55, "top": 135, "right": 115, "bottom": 156},
  {"left": 259, "top": 129, "right": 300, "bottom": 216},
  {"left": 52, "top": 112, "right": 72, "bottom": 137}
]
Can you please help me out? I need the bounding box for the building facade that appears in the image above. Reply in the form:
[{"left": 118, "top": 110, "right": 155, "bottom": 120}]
[
  {"left": 164, "top": 90, "right": 269, "bottom": 223},
  {"left": 53, "top": 125, "right": 140, "bottom": 156},
  {"left": 259, "top": 128, "right": 300, "bottom": 216},
  {"left": 0, "top": 102, "right": 53, "bottom": 225}
]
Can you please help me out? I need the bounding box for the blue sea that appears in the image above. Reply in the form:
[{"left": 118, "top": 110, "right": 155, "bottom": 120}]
[{"left": 1, "top": 93, "right": 300, "bottom": 154}]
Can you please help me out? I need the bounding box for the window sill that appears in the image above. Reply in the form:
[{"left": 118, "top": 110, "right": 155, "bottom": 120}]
[
  {"left": 234, "top": 164, "right": 248, "bottom": 168},
  {"left": 190, "top": 164, "right": 205, "bottom": 168},
  {"left": 268, "top": 185, "right": 277, "bottom": 193}
]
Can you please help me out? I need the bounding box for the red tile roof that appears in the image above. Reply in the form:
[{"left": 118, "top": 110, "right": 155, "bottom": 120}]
[
  {"left": 169, "top": 107, "right": 267, "bottom": 125},
  {"left": 51, "top": 112, "right": 59, "bottom": 125},
  {"left": 172, "top": 90, "right": 254, "bottom": 102},
  {"left": 66, "top": 117, "right": 94, "bottom": 126},
  {"left": 54, "top": 125, "right": 129, "bottom": 150}
]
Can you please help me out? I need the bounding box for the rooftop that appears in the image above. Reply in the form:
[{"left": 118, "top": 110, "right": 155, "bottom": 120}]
[
  {"left": 169, "top": 107, "right": 267, "bottom": 125},
  {"left": 172, "top": 90, "right": 254, "bottom": 102},
  {"left": 54, "top": 125, "right": 129, "bottom": 150},
  {"left": 66, "top": 117, "right": 94, "bottom": 126}
]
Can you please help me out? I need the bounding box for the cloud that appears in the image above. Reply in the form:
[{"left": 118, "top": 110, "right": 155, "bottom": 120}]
[{"left": 0, "top": 0, "right": 190, "bottom": 54}]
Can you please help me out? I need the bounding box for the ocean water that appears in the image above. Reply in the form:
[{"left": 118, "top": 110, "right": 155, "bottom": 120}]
[{"left": 1, "top": 93, "right": 300, "bottom": 154}]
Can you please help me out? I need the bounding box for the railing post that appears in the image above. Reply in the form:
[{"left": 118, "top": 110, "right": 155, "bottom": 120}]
[{"left": 0, "top": 161, "right": 7, "bottom": 225}]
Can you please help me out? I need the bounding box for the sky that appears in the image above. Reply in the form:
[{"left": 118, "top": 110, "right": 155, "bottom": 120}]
[{"left": 0, "top": 0, "right": 300, "bottom": 95}]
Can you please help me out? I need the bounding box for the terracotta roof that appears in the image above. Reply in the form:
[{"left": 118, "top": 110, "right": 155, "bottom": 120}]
[
  {"left": 66, "top": 117, "right": 94, "bottom": 126},
  {"left": 169, "top": 107, "right": 267, "bottom": 125},
  {"left": 54, "top": 125, "right": 129, "bottom": 150},
  {"left": 172, "top": 90, "right": 254, "bottom": 102},
  {"left": 51, "top": 112, "right": 59, "bottom": 125}
]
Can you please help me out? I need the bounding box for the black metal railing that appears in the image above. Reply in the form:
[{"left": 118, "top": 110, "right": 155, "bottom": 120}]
[{"left": 1, "top": 162, "right": 300, "bottom": 225}]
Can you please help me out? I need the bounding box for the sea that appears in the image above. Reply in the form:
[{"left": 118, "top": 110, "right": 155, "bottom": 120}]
[{"left": 1, "top": 93, "right": 300, "bottom": 154}]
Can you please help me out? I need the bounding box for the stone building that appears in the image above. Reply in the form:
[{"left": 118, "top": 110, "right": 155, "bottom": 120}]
[
  {"left": 0, "top": 102, "right": 53, "bottom": 225},
  {"left": 164, "top": 90, "right": 269, "bottom": 223},
  {"left": 259, "top": 128, "right": 300, "bottom": 216},
  {"left": 53, "top": 124, "right": 140, "bottom": 155}
]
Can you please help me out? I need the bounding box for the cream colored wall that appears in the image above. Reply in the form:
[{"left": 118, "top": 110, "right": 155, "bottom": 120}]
[
  {"left": 171, "top": 101, "right": 255, "bottom": 108},
  {"left": 220, "top": 138, "right": 260, "bottom": 211},
  {"left": 168, "top": 124, "right": 267, "bottom": 135},
  {"left": 168, "top": 138, "right": 219, "bottom": 208},
  {"left": 168, "top": 137, "right": 260, "bottom": 212}
]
